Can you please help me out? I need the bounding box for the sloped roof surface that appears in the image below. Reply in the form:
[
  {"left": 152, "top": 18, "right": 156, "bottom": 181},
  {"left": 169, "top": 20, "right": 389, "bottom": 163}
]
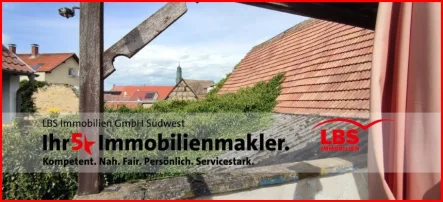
[
  {"left": 129, "top": 91, "right": 157, "bottom": 101},
  {"left": 2, "top": 45, "right": 34, "bottom": 74},
  {"left": 184, "top": 79, "right": 215, "bottom": 97},
  {"left": 104, "top": 93, "right": 124, "bottom": 102},
  {"left": 110, "top": 85, "right": 174, "bottom": 100},
  {"left": 218, "top": 19, "right": 374, "bottom": 118},
  {"left": 17, "top": 53, "right": 77, "bottom": 72}
]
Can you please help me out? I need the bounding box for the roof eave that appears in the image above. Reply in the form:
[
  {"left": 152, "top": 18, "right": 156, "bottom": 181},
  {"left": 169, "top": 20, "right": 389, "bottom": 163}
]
[{"left": 2, "top": 69, "right": 35, "bottom": 76}]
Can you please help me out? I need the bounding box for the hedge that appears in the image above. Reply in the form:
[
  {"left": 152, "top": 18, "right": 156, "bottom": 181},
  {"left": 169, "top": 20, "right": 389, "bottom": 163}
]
[
  {"left": 2, "top": 74, "right": 284, "bottom": 199},
  {"left": 106, "top": 73, "right": 283, "bottom": 113}
]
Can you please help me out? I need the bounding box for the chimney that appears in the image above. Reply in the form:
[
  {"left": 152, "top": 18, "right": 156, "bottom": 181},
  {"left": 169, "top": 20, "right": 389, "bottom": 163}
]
[
  {"left": 176, "top": 64, "right": 182, "bottom": 84},
  {"left": 8, "top": 44, "right": 16, "bottom": 54},
  {"left": 31, "top": 44, "right": 39, "bottom": 57}
]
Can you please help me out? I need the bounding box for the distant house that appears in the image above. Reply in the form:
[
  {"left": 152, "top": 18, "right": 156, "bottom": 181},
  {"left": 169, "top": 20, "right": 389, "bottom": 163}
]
[
  {"left": 166, "top": 64, "right": 215, "bottom": 100},
  {"left": 184, "top": 79, "right": 215, "bottom": 98},
  {"left": 104, "top": 85, "right": 174, "bottom": 108},
  {"left": 12, "top": 44, "right": 80, "bottom": 86},
  {"left": 104, "top": 65, "right": 215, "bottom": 108},
  {"left": 2, "top": 45, "right": 35, "bottom": 123},
  {"left": 165, "top": 79, "right": 198, "bottom": 101}
]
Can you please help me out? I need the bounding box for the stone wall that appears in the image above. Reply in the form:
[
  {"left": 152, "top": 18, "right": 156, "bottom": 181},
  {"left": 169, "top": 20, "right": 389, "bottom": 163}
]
[
  {"left": 74, "top": 154, "right": 367, "bottom": 200},
  {"left": 33, "top": 84, "right": 79, "bottom": 114},
  {"left": 197, "top": 169, "right": 368, "bottom": 199}
]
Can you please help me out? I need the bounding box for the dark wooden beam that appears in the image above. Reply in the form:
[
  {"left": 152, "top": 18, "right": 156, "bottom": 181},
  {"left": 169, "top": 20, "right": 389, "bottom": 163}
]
[
  {"left": 77, "top": 2, "right": 104, "bottom": 195},
  {"left": 103, "top": 3, "right": 187, "bottom": 78},
  {"left": 241, "top": 3, "right": 376, "bottom": 30}
]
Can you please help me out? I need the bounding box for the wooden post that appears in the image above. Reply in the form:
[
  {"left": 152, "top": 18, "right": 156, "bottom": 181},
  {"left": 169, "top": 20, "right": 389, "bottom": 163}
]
[
  {"left": 78, "top": 2, "right": 104, "bottom": 195},
  {"left": 75, "top": 2, "right": 187, "bottom": 195}
]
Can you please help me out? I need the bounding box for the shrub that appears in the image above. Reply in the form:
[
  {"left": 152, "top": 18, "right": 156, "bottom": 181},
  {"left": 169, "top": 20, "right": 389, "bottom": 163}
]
[
  {"left": 206, "top": 72, "right": 231, "bottom": 98},
  {"left": 2, "top": 118, "right": 78, "bottom": 199},
  {"left": 3, "top": 74, "right": 284, "bottom": 199},
  {"left": 108, "top": 73, "right": 284, "bottom": 114}
]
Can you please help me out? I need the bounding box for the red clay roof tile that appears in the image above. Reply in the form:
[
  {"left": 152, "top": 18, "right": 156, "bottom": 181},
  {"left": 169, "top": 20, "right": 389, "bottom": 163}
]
[
  {"left": 129, "top": 91, "right": 158, "bottom": 101},
  {"left": 219, "top": 19, "right": 373, "bottom": 118},
  {"left": 2, "top": 45, "right": 34, "bottom": 74},
  {"left": 104, "top": 93, "right": 124, "bottom": 102},
  {"left": 110, "top": 85, "right": 174, "bottom": 100},
  {"left": 105, "top": 86, "right": 174, "bottom": 108},
  {"left": 17, "top": 53, "right": 77, "bottom": 72}
]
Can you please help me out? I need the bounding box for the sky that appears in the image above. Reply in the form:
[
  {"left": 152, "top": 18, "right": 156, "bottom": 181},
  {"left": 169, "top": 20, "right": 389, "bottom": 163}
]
[{"left": 2, "top": 2, "right": 306, "bottom": 90}]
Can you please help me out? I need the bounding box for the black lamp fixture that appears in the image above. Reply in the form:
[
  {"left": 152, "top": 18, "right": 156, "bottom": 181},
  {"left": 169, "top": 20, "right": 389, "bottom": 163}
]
[{"left": 58, "top": 6, "right": 80, "bottom": 19}]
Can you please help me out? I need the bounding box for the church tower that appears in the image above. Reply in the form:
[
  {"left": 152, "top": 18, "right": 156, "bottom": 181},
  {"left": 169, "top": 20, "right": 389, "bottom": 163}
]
[{"left": 176, "top": 63, "right": 182, "bottom": 84}]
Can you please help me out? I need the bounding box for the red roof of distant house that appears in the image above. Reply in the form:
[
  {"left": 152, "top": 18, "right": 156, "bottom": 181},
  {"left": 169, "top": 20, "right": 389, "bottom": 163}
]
[
  {"left": 2, "top": 45, "right": 34, "bottom": 75},
  {"left": 110, "top": 85, "right": 174, "bottom": 101},
  {"left": 105, "top": 86, "right": 172, "bottom": 109},
  {"left": 111, "top": 86, "right": 125, "bottom": 92},
  {"left": 104, "top": 93, "right": 124, "bottom": 102},
  {"left": 129, "top": 91, "right": 158, "bottom": 101},
  {"left": 218, "top": 19, "right": 373, "bottom": 118},
  {"left": 17, "top": 53, "right": 78, "bottom": 72}
]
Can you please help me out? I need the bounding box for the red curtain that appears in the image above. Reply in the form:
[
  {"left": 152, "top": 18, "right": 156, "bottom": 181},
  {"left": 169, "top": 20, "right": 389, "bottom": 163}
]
[{"left": 368, "top": 2, "right": 441, "bottom": 199}]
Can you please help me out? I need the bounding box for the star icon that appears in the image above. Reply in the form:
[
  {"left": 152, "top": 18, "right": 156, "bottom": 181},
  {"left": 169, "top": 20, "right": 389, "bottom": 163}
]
[{"left": 83, "top": 135, "right": 96, "bottom": 155}]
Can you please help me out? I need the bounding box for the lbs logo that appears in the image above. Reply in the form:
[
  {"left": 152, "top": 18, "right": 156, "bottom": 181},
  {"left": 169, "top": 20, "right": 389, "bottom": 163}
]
[{"left": 312, "top": 118, "right": 393, "bottom": 152}]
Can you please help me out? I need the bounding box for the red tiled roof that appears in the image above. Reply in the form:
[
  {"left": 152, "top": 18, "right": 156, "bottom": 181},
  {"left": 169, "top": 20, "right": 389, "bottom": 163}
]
[
  {"left": 129, "top": 91, "right": 157, "bottom": 101},
  {"left": 110, "top": 85, "right": 174, "bottom": 100},
  {"left": 111, "top": 86, "right": 125, "bottom": 91},
  {"left": 17, "top": 53, "right": 78, "bottom": 72},
  {"left": 2, "top": 45, "right": 34, "bottom": 74},
  {"left": 218, "top": 19, "right": 374, "bottom": 118},
  {"left": 104, "top": 94, "right": 124, "bottom": 102}
]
